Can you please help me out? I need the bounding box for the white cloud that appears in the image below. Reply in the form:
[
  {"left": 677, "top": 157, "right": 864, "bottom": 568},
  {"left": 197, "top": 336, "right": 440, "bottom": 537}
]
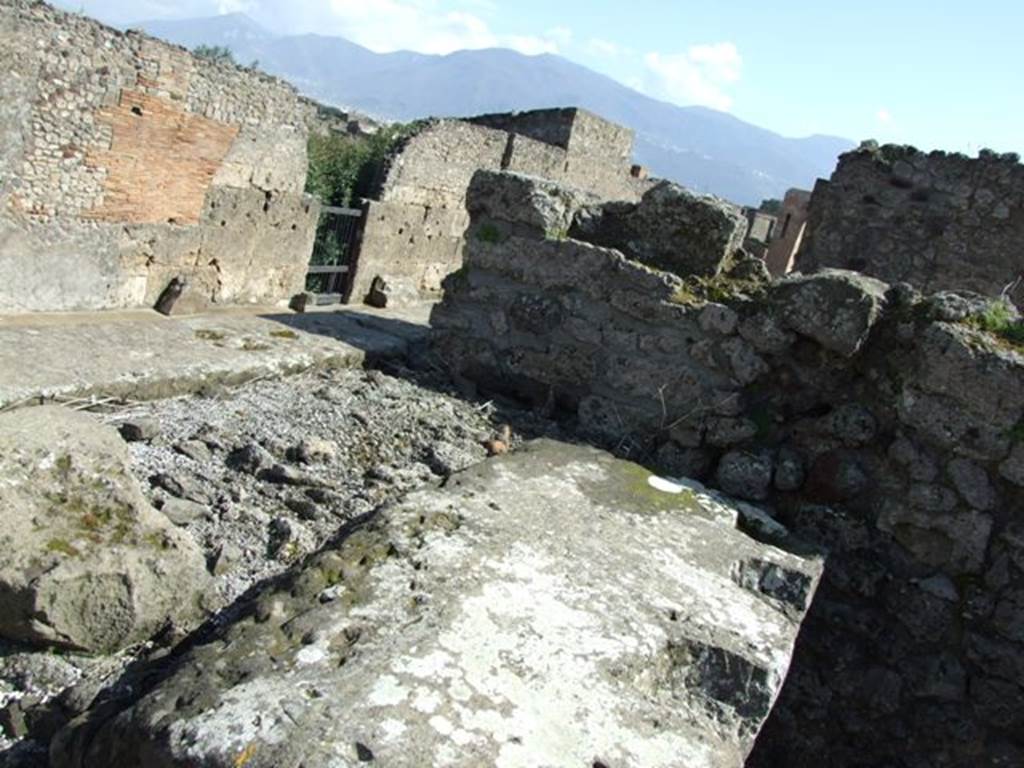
[
  {"left": 71, "top": 0, "right": 568, "bottom": 56},
  {"left": 253, "top": 0, "right": 567, "bottom": 56},
  {"left": 587, "top": 37, "right": 621, "bottom": 57},
  {"left": 877, "top": 108, "right": 893, "bottom": 124},
  {"left": 643, "top": 42, "right": 742, "bottom": 111},
  {"left": 215, "top": 0, "right": 253, "bottom": 12}
]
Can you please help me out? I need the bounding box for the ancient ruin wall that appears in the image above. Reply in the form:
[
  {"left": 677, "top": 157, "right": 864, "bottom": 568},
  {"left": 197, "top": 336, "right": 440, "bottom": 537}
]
[
  {"left": 348, "top": 110, "right": 645, "bottom": 305},
  {"left": 432, "top": 169, "right": 1024, "bottom": 767},
  {"left": 797, "top": 143, "right": 1024, "bottom": 297},
  {"left": 0, "top": 0, "right": 320, "bottom": 313}
]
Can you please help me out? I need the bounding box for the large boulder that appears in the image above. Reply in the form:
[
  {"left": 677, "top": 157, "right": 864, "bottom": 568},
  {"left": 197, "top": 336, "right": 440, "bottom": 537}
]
[
  {"left": 53, "top": 440, "right": 822, "bottom": 768},
  {"left": 772, "top": 269, "right": 889, "bottom": 357},
  {"left": 466, "top": 169, "right": 591, "bottom": 237},
  {"left": 0, "top": 406, "right": 210, "bottom": 653},
  {"left": 569, "top": 180, "right": 749, "bottom": 278}
]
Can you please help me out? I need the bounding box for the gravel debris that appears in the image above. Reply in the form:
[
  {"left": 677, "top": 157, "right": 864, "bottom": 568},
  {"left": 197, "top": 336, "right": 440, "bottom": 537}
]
[{"left": 0, "top": 364, "right": 563, "bottom": 763}]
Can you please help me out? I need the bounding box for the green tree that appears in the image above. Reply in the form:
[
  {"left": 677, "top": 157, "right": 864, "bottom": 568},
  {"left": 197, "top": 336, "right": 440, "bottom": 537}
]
[
  {"left": 193, "top": 45, "right": 236, "bottom": 65},
  {"left": 304, "top": 123, "right": 422, "bottom": 274},
  {"left": 305, "top": 123, "right": 420, "bottom": 208}
]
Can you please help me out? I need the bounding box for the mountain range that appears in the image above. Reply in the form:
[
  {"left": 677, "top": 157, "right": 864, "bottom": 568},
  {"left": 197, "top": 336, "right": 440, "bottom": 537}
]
[{"left": 138, "top": 13, "right": 855, "bottom": 206}]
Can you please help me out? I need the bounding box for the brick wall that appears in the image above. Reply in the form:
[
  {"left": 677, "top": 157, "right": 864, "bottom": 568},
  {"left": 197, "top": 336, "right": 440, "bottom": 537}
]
[{"left": 0, "top": 0, "right": 320, "bottom": 313}]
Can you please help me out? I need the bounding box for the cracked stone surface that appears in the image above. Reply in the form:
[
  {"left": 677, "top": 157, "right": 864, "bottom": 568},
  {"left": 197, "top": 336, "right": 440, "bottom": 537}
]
[{"left": 52, "top": 440, "right": 822, "bottom": 768}]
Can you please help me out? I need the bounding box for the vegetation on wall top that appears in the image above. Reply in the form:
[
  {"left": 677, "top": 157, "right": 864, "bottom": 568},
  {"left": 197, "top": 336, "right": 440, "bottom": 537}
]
[{"left": 305, "top": 122, "right": 423, "bottom": 209}]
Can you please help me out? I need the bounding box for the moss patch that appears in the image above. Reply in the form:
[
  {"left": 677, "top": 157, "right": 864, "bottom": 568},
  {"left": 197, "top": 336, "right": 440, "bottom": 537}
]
[
  {"left": 582, "top": 461, "right": 703, "bottom": 516},
  {"left": 194, "top": 329, "right": 227, "bottom": 342},
  {"left": 668, "top": 272, "right": 767, "bottom": 308},
  {"left": 269, "top": 329, "right": 299, "bottom": 340},
  {"left": 46, "top": 538, "right": 81, "bottom": 557}
]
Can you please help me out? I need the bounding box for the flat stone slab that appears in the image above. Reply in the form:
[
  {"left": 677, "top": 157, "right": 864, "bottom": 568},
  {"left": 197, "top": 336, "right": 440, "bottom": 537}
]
[
  {"left": 0, "top": 304, "right": 431, "bottom": 409},
  {"left": 54, "top": 440, "right": 823, "bottom": 768}
]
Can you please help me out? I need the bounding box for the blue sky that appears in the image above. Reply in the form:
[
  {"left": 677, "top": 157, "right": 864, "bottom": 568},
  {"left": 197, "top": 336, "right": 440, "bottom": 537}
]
[{"left": 64, "top": 0, "right": 1022, "bottom": 154}]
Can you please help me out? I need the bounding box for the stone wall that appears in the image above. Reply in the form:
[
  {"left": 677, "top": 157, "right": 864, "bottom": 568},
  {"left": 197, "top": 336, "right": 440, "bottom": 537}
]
[
  {"left": 0, "top": 0, "right": 320, "bottom": 314},
  {"left": 347, "top": 109, "right": 646, "bottom": 305},
  {"left": 432, "top": 169, "right": 1024, "bottom": 767},
  {"left": 764, "top": 188, "right": 810, "bottom": 277},
  {"left": 797, "top": 143, "right": 1024, "bottom": 297}
]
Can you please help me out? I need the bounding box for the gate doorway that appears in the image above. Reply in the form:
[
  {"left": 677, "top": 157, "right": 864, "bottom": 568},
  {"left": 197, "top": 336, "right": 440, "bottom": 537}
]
[{"left": 304, "top": 205, "right": 363, "bottom": 305}]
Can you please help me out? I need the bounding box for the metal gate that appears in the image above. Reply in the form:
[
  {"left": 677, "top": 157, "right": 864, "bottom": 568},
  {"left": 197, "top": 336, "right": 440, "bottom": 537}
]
[{"left": 305, "top": 205, "right": 363, "bottom": 305}]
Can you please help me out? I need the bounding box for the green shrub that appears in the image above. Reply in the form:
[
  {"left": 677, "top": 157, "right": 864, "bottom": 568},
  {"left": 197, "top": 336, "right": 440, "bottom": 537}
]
[
  {"left": 193, "top": 45, "right": 235, "bottom": 65},
  {"left": 305, "top": 123, "right": 420, "bottom": 209},
  {"left": 304, "top": 122, "right": 422, "bottom": 274},
  {"left": 965, "top": 300, "right": 1024, "bottom": 348}
]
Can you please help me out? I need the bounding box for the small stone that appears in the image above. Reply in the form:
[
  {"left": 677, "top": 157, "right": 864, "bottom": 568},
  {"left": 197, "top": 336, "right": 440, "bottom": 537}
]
[
  {"left": 149, "top": 472, "right": 211, "bottom": 504},
  {"left": 483, "top": 425, "right": 512, "bottom": 457},
  {"left": 154, "top": 275, "right": 210, "bottom": 316},
  {"left": 174, "top": 439, "right": 213, "bottom": 464},
  {"left": 716, "top": 450, "right": 774, "bottom": 501},
  {"left": 698, "top": 303, "right": 739, "bottom": 335},
  {"left": 482, "top": 440, "right": 508, "bottom": 457},
  {"left": 289, "top": 292, "right": 316, "bottom": 313},
  {"left": 118, "top": 418, "right": 160, "bottom": 443},
  {"left": 290, "top": 437, "right": 339, "bottom": 465},
  {"left": 947, "top": 458, "right": 996, "bottom": 511},
  {"left": 655, "top": 442, "right": 713, "bottom": 481},
  {"left": 915, "top": 575, "right": 960, "bottom": 602},
  {"left": 721, "top": 337, "right": 767, "bottom": 385},
  {"left": 227, "top": 442, "right": 275, "bottom": 475},
  {"left": 261, "top": 463, "right": 321, "bottom": 487},
  {"left": 0, "top": 698, "right": 30, "bottom": 739},
  {"left": 209, "top": 543, "right": 241, "bottom": 576},
  {"left": 706, "top": 417, "right": 758, "bottom": 447},
  {"left": 355, "top": 742, "right": 375, "bottom": 762},
  {"left": 888, "top": 435, "right": 939, "bottom": 482},
  {"left": 998, "top": 443, "right": 1024, "bottom": 487},
  {"left": 774, "top": 447, "right": 805, "bottom": 492},
  {"left": 427, "top": 441, "right": 487, "bottom": 476},
  {"left": 285, "top": 496, "right": 320, "bottom": 520},
  {"left": 823, "top": 403, "right": 877, "bottom": 446},
  {"left": 160, "top": 497, "right": 208, "bottom": 526},
  {"left": 908, "top": 483, "right": 959, "bottom": 513}
]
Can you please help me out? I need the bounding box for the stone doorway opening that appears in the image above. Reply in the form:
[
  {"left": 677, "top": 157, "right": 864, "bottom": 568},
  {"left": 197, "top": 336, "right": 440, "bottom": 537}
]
[{"left": 304, "top": 205, "right": 364, "bottom": 305}]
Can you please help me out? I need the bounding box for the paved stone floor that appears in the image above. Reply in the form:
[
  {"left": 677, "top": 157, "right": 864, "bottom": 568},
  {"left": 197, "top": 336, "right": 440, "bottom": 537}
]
[{"left": 0, "top": 303, "right": 433, "bottom": 409}]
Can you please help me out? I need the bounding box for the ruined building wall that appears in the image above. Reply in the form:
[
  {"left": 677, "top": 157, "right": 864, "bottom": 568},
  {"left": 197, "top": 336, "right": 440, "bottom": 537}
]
[
  {"left": 764, "top": 188, "right": 810, "bottom": 277},
  {"left": 348, "top": 109, "right": 645, "bottom": 305},
  {"left": 432, "top": 169, "right": 1024, "bottom": 768},
  {"left": 797, "top": 143, "right": 1024, "bottom": 297},
  {"left": 0, "top": 0, "right": 320, "bottom": 314}
]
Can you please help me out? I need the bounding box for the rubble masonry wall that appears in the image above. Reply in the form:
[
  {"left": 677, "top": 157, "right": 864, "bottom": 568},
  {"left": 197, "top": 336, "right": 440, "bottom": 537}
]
[
  {"left": 348, "top": 109, "right": 645, "bottom": 304},
  {"left": 433, "top": 169, "right": 1024, "bottom": 768},
  {"left": 0, "top": 0, "right": 321, "bottom": 313},
  {"left": 798, "top": 143, "right": 1024, "bottom": 298}
]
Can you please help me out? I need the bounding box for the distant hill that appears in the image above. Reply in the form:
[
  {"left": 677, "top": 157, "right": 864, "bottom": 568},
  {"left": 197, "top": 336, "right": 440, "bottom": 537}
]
[{"left": 139, "top": 14, "right": 854, "bottom": 205}]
